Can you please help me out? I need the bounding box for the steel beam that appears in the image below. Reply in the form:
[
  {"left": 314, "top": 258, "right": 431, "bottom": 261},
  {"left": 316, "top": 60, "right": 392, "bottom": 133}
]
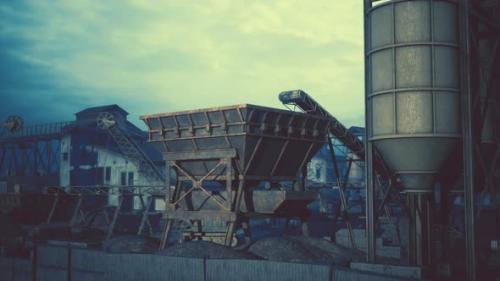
[
  {"left": 364, "top": 0, "right": 376, "bottom": 263},
  {"left": 459, "top": 0, "right": 476, "bottom": 280}
]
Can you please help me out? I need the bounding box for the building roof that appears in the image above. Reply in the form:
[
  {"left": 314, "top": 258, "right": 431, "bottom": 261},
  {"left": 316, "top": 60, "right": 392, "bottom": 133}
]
[{"left": 75, "top": 104, "right": 128, "bottom": 120}]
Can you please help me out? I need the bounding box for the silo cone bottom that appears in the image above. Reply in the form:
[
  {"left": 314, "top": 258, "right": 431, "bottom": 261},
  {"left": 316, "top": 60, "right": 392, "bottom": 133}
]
[{"left": 396, "top": 174, "right": 436, "bottom": 193}]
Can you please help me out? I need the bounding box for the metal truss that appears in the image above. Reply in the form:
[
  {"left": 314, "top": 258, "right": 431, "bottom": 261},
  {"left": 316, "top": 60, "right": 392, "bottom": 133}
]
[
  {"left": 0, "top": 121, "right": 71, "bottom": 186},
  {"left": 460, "top": 0, "right": 500, "bottom": 280}
]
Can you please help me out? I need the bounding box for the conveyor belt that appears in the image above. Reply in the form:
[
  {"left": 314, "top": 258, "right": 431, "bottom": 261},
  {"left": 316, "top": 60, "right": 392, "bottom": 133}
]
[{"left": 279, "top": 90, "right": 391, "bottom": 178}]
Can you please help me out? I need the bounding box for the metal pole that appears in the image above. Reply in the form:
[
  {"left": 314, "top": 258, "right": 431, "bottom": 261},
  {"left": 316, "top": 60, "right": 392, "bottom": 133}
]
[
  {"left": 366, "top": 142, "right": 376, "bottom": 262},
  {"left": 364, "top": 0, "right": 376, "bottom": 262},
  {"left": 459, "top": 0, "right": 476, "bottom": 280},
  {"left": 327, "top": 138, "right": 356, "bottom": 248}
]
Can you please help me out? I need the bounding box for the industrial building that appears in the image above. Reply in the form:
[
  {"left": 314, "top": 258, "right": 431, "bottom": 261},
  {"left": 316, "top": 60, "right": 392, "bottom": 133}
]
[
  {"left": 0, "top": 0, "right": 499, "bottom": 281},
  {"left": 1, "top": 105, "right": 163, "bottom": 190}
]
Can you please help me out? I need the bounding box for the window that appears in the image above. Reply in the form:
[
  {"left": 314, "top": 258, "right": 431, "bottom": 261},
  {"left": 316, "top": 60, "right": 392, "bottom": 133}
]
[
  {"left": 105, "top": 167, "right": 111, "bottom": 182},
  {"left": 128, "top": 172, "right": 134, "bottom": 186},
  {"left": 121, "top": 172, "right": 127, "bottom": 186}
]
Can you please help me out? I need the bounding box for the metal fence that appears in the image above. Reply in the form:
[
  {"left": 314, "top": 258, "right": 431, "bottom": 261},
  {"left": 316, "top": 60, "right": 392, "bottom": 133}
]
[{"left": 0, "top": 245, "right": 416, "bottom": 281}]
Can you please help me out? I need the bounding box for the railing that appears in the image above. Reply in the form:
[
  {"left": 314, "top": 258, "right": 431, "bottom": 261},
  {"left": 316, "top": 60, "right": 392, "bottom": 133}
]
[
  {"left": 3, "top": 121, "right": 73, "bottom": 141},
  {"left": 44, "top": 184, "right": 167, "bottom": 196}
]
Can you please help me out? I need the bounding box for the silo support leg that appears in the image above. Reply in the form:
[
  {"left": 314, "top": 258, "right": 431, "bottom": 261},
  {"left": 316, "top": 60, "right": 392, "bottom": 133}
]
[
  {"left": 70, "top": 195, "right": 83, "bottom": 227},
  {"left": 225, "top": 181, "right": 245, "bottom": 246},
  {"left": 407, "top": 193, "right": 432, "bottom": 266},
  {"left": 106, "top": 196, "right": 123, "bottom": 241},
  {"left": 160, "top": 220, "right": 174, "bottom": 250},
  {"left": 301, "top": 219, "right": 310, "bottom": 237},
  {"left": 138, "top": 196, "right": 153, "bottom": 236},
  {"left": 160, "top": 180, "right": 183, "bottom": 249},
  {"left": 46, "top": 194, "right": 59, "bottom": 224}
]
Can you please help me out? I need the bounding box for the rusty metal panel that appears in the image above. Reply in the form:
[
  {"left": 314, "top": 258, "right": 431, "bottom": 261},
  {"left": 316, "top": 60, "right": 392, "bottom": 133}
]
[{"left": 206, "top": 259, "right": 331, "bottom": 281}]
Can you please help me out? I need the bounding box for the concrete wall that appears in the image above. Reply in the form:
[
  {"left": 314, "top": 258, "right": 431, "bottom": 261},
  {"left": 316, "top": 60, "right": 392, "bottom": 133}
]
[{"left": 0, "top": 245, "right": 420, "bottom": 281}]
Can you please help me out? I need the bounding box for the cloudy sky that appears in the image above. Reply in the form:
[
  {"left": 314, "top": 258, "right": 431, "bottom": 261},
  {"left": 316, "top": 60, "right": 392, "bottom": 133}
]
[{"left": 0, "top": 1, "right": 365, "bottom": 129}]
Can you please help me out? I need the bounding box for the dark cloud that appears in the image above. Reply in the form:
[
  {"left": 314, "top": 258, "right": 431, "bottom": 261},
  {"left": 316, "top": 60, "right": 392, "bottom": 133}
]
[
  {"left": 0, "top": 49, "right": 92, "bottom": 124},
  {"left": 0, "top": 1, "right": 365, "bottom": 129}
]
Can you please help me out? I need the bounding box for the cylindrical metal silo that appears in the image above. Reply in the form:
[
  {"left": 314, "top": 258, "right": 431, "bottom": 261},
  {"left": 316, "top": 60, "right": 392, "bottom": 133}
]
[{"left": 367, "top": 0, "right": 461, "bottom": 193}]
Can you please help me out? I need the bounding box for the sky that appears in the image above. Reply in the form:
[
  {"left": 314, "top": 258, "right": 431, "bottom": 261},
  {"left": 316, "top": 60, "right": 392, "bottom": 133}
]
[{"left": 0, "top": 1, "right": 365, "bottom": 129}]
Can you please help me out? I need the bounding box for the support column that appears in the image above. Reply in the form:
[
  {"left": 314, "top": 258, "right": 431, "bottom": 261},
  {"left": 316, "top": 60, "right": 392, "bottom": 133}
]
[
  {"left": 364, "top": 0, "right": 376, "bottom": 263},
  {"left": 407, "top": 193, "right": 432, "bottom": 267},
  {"left": 459, "top": 0, "right": 476, "bottom": 280}
]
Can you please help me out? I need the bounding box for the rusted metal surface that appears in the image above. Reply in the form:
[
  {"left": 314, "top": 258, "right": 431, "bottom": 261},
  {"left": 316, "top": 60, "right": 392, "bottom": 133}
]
[{"left": 141, "top": 104, "right": 329, "bottom": 179}]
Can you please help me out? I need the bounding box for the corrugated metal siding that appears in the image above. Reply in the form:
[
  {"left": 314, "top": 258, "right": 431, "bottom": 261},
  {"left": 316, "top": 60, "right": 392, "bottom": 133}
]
[
  {"left": 206, "top": 259, "right": 331, "bottom": 281},
  {"left": 37, "top": 267, "right": 67, "bottom": 281},
  {"left": 37, "top": 245, "right": 68, "bottom": 267},
  {"left": 0, "top": 257, "right": 13, "bottom": 281},
  {"left": 72, "top": 249, "right": 109, "bottom": 281},
  {"left": 335, "top": 267, "right": 413, "bottom": 281},
  {"left": 0, "top": 245, "right": 419, "bottom": 281},
  {"left": 105, "top": 254, "right": 204, "bottom": 281},
  {"left": 37, "top": 245, "right": 68, "bottom": 281},
  {"left": 13, "top": 258, "right": 32, "bottom": 281},
  {"left": 0, "top": 257, "right": 32, "bottom": 281}
]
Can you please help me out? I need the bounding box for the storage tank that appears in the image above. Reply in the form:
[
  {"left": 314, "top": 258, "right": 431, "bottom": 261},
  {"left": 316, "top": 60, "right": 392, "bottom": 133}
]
[{"left": 367, "top": 0, "right": 460, "bottom": 193}]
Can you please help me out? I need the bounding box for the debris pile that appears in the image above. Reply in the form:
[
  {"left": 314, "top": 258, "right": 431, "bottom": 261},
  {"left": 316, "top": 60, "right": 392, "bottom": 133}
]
[
  {"left": 159, "top": 240, "right": 257, "bottom": 259},
  {"left": 248, "top": 236, "right": 365, "bottom": 265},
  {"left": 103, "top": 235, "right": 158, "bottom": 253}
]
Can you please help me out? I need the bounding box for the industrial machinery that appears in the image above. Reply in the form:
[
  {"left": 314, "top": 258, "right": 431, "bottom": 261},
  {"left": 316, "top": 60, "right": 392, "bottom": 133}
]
[
  {"left": 279, "top": 90, "right": 391, "bottom": 177},
  {"left": 279, "top": 89, "right": 400, "bottom": 250},
  {"left": 364, "top": 0, "right": 500, "bottom": 280},
  {"left": 141, "top": 104, "right": 330, "bottom": 247},
  {"left": 0, "top": 106, "right": 168, "bottom": 251},
  {"left": 366, "top": 0, "right": 461, "bottom": 266}
]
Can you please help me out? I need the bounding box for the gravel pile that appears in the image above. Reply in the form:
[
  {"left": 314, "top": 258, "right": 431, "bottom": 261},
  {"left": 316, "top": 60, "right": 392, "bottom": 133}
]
[
  {"left": 248, "top": 236, "right": 364, "bottom": 265},
  {"left": 158, "top": 241, "right": 257, "bottom": 259},
  {"left": 102, "top": 235, "right": 158, "bottom": 253},
  {"left": 103, "top": 234, "right": 368, "bottom": 265},
  {"left": 287, "top": 236, "right": 365, "bottom": 265}
]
